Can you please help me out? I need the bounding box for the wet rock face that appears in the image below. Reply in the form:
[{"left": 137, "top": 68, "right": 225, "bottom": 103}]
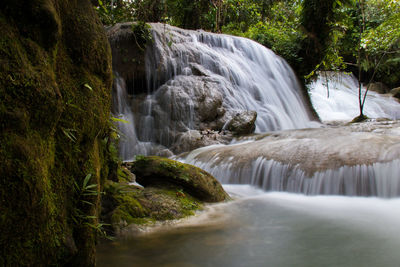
[
  {"left": 226, "top": 111, "right": 257, "bottom": 135},
  {"left": 171, "top": 129, "right": 233, "bottom": 154},
  {"left": 390, "top": 87, "right": 400, "bottom": 99},
  {"left": 107, "top": 23, "right": 149, "bottom": 95},
  {"left": 368, "top": 82, "right": 390, "bottom": 94}
]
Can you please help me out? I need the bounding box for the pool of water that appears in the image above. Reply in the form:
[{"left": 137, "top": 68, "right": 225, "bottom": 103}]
[{"left": 97, "top": 185, "right": 400, "bottom": 267}]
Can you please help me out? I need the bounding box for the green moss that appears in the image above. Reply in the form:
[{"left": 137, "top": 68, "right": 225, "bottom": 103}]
[
  {"left": 101, "top": 171, "right": 205, "bottom": 235},
  {"left": 351, "top": 114, "right": 369, "bottom": 123},
  {"left": 0, "top": 0, "right": 113, "bottom": 265},
  {"left": 131, "top": 156, "right": 230, "bottom": 202}
]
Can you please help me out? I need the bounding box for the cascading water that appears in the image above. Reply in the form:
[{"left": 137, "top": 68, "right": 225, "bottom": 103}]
[
  {"left": 309, "top": 72, "right": 400, "bottom": 121},
  {"left": 113, "top": 75, "right": 171, "bottom": 160},
  {"left": 146, "top": 23, "right": 316, "bottom": 132},
  {"left": 101, "top": 23, "right": 400, "bottom": 267},
  {"left": 180, "top": 121, "right": 400, "bottom": 197},
  {"left": 111, "top": 23, "right": 317, "bottom": 159},
  {"left": 110, "top": 23, "right": 400, "bottom": 198}
]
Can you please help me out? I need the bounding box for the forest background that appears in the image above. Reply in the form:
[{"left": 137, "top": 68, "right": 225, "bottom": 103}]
[{"left": 93, "top": 0, "right": 400, "bottom": 88}]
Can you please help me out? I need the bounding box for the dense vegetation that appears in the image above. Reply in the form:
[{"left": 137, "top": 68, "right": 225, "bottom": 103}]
[{"left": 95, "top": 0, "right": 400, "bottom": 87}]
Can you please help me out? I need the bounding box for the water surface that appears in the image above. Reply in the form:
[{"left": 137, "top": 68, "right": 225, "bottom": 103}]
[{"left": 98, "top": 185, "right": 400, "bottom": 267}]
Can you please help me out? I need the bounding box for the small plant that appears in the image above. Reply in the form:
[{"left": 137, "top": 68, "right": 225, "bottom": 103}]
[
  {"left": 84, "top": 83, "right": 93, "bottom": 91},
  {"left": 131, "top": 22, "right": 153, "bottom": 51},
  {"left": 176, "top": 188, "right": 185, "bottom": 198},
  {"left": 73, "top": 174, "right": 112, "bottom": 239},
  {"left": 61, "top": 128, "right": 77, "bottom": 142}
]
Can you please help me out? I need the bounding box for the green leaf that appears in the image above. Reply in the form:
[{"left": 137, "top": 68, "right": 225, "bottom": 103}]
[
  {"left": 83, "top": 174, "right": 92, "bottom": 188},
  {"left": 84, "top": 83, "right": 93, "bottom": 91},
  {"left": 85, "top": 184, "right": 98, "bottom": 189},
  {"left": 81, "top": 200, "right": 94, "bottom": 206},
  {"left": 62, "top": 128, "right": 77, "bottom": 142},
  {"left": 111, "top": 116, "right": 130, "bottom": 124}
]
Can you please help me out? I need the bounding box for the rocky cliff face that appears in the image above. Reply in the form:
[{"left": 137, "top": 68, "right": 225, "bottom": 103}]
[{"left": 0, "top": 0, "right": 112, "bottom": 265}]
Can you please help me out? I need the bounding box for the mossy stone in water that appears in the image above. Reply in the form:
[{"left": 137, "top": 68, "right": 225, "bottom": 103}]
[
  {"left": 102, "top": 179, "right": 205, "bottom": 237},
  {"left": 130, "top": 156, "right": 229, "bottom": 202}
]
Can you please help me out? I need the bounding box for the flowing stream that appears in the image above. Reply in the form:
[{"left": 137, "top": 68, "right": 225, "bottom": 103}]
[
  {"left": 103, "top": 24, "right": 400, "bottom": 266},
  {"left": 98, "top": 185, "right": 400, "bottom": 267}
]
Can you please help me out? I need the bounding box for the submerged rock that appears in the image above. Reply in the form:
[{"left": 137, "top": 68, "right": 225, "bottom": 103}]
[{"left": 180, "top": 120, "right": 400, "bottom": 197}]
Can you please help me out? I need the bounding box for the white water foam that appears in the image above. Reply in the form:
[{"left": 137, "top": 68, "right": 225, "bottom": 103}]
[{"left": 309, "top": 72, "right": 400, "bottom": 122}]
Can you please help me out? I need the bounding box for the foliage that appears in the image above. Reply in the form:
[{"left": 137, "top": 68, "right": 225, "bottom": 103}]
[
  {"left": 94, "top": 0, "right": 135, "bottom": 25},
  {"left": 130, "top": 21, "right": 153, "bottom": 50},
  {"left": 359, "top": 0, "right": 400, "bottom": 86},
  {"left": 72, "top": 174, "right": 110, "bottom": 239},
  {"left": 222, "top": 1, "right": 304, "bottom": 69},
  {"left": 165, "top": 0, "right": 213, "bottom": 30}
]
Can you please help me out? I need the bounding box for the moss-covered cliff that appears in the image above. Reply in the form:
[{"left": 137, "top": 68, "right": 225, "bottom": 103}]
[{"left": 0, "top": 0, "right": 112, "bottom": 265}]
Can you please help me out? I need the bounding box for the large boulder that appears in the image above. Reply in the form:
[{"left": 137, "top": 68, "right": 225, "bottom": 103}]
[
  {"left": 101, "top": 157, "right": 230, "bottom": 237},
  {"left": 129, "top": 156, "right": 229, "bottom": 202},
  {"left": 0, "top": 1, "right": 112, "bottom": 265}
]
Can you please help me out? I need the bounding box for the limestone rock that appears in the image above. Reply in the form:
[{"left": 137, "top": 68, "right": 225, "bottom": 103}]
[
  {"left": 226, "top": 111, "right": 257, "bottom": 135},
  {"left": 171, "top": 129, "right": 232, "bottom": 154}
]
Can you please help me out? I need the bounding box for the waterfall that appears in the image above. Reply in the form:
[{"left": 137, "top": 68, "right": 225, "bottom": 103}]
[
  {"left": 110, "top": 24, "right": 399, "bottom": 198},
  {"left": 145, "top": 23, "right": 316, "bottom": 131},
  {"left": 112, "top": 76, "right": 171, "bottom": 160},
  {"left": 309, "top": 72, "right": 400, "bottom": 122},
  {"left": 111, "top": 23, "right": 317, "bottom": 159},
  {"left": 179, "top": 122, "right": 400, "bottom": 198},
  {"left": 182, "top": 157, "right": 400, "bottom": 198}
]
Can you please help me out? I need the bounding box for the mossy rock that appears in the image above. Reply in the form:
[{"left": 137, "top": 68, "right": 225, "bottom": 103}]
[
  {"left": 101, "top": 160, "right": 228, "bottom": 238},
  {"left": 102, "top": 179, "right": 205, "bottom": 237},
  {"left": 351, "top": 114, "right": 369, "bottom": 123},
  {"left": 0, "top": 0, "right": 113, "bottom": 265},
  {"left": 129, "top": 156, "right": 229, "bottom": 203}
]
